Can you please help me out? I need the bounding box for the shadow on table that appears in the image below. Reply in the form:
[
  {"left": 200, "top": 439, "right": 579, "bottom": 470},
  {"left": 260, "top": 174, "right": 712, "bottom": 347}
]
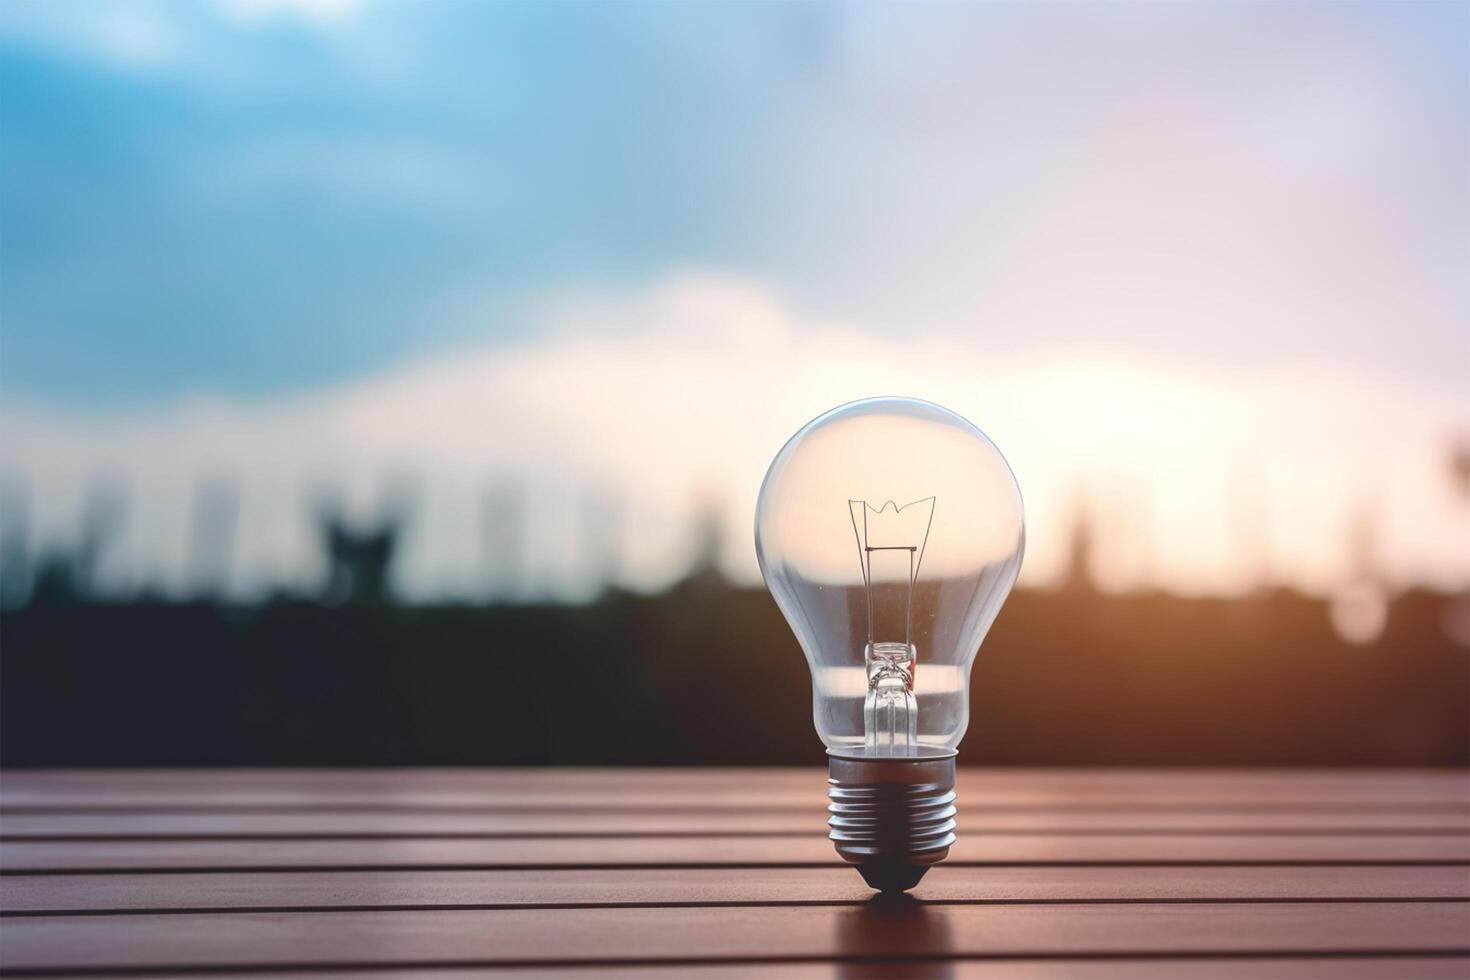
[{"left": 836, "top": 893, "right": 956, "bottom": 979}]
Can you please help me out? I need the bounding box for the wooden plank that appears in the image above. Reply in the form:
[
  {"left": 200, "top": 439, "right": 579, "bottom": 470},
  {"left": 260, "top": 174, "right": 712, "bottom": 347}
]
[
  {"left": 54, "top": 960, "right": 1470, "bottom": 980},
  {"left": 5, "top": 834, "right": 1466, "bottom": 872},
  {"left": 1, "top": 767, "right": 1457, "bottom": 789},
  {"left": 496, "top": 961, "right": 1470, "bottom": 980},
  {"left": 18, "top": 767, "right": 1465, "bottom": 788},
  {"left": 10, "top": 799, "right": 1462, "bottom": 817},
  {"left": 0, "top": 767, "right": 1461, "bottom": 798},
  {"left": 4, "top": 810, "right": 1465, "bottom": 837},
  {"left": 4, "top": 769, "right": 1465, "bottom": 810},
  {"left": 1, "top": 903, "right": 1464, "bottom": 972},
  {"left": 3, "top": 866, "right": 1466, "bottom": 914}
]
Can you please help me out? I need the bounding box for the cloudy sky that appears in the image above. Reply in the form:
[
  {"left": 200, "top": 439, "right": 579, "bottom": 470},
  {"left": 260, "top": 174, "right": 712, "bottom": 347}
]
[{"left": 1, "top": 0, "right": 1466, "bottom": 599}]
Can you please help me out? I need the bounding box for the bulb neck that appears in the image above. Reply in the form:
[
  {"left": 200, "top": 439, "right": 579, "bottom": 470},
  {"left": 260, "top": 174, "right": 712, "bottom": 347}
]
[
  {"left": 826, "top": 750, "right": 957, "bottom": 893},
  {"left": 864, "top": 642, "right": 918, "bottom": 754}
]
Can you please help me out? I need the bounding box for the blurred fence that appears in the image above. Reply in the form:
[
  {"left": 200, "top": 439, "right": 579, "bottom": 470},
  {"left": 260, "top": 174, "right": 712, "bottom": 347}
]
[{"left": 2, "top": 576, "right": 1464, "bottom": 767}]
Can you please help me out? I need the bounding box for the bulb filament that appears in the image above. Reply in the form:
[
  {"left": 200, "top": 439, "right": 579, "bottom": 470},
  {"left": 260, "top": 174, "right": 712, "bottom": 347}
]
[{"left": 849, "top": 497, "right": 935, "bottom": 754}]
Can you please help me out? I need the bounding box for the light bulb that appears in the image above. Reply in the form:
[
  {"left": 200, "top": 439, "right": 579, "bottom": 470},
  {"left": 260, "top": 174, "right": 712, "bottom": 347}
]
[{"left": 755, "top": 396, "right": 1024, "bottom": 892}]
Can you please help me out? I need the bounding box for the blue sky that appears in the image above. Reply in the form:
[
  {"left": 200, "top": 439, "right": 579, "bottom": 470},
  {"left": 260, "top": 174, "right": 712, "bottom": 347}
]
[
  {"left": 0, "top": 1, "right": 1466, "bottom": 602},
  {"left": 2, "top": 0, "right": 1465, "bottom": 405}
]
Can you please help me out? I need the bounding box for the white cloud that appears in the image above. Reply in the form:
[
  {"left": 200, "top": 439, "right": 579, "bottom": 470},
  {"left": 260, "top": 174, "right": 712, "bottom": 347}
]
[
  {"left": 2, "top": 272, "right": 1467, "bottom": 601},
  {"left": 0, "top": 0, "right": 365, "bottom": 78},
  {"left": 0, "top": 1, "right": 181, "bottom": 72}
]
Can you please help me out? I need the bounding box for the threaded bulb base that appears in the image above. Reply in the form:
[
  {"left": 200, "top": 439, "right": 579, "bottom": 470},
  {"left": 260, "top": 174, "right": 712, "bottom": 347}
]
[{"left": 827, "top": 753, "right": 957, "bottom": 893}]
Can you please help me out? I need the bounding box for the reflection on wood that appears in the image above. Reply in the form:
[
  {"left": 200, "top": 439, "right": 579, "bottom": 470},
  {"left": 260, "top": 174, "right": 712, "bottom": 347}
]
[{"left": 0, "top": 769, "right": 1466, "bottom": 977}]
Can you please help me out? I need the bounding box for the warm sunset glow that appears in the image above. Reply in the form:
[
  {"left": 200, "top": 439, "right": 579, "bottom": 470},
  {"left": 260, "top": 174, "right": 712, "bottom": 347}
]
[{"left": 2, "top": 275, "right": 1465, "bottom": 601}]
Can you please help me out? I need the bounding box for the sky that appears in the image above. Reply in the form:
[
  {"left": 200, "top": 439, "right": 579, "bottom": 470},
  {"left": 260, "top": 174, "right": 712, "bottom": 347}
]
[{"left": 0, "top": 0, "right": 1466, "bottom": 600}]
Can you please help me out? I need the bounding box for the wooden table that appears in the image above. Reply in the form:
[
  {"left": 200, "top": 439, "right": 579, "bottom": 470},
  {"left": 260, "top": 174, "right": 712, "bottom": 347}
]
[{"left": 1, "top": 769, "right": 1467, "bottom": 978}]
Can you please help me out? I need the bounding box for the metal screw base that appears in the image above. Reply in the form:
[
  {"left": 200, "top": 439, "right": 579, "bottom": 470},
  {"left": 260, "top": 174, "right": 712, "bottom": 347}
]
[{"left": 827, "top": 752, "right": 958, "bottom": 893}]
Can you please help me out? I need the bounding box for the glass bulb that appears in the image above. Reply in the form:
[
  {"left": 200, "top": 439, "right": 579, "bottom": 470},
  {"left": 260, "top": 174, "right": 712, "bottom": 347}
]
[
  {"left": 754, "top": 396, "right": 1025, "bottom": 891},
  {"left": 756, "top": 396, "right": 1025, "bottom": 756}
]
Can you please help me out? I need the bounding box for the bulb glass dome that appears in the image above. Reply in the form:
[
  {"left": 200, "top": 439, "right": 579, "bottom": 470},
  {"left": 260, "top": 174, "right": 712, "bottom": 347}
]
[{"left": 755, "top": 397, "right": 1024, "bottom": 757}]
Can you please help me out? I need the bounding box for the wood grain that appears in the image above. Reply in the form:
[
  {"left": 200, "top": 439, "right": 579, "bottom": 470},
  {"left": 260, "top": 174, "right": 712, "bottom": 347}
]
[
  {"left": 3, "top": 768, "right": 1464, "bottom": 977},
  {"left": 2, "top": 903, "right": 1467, "bottom": 973},
  {"left": 4, "top": 768, "right": 1465, "bottom": 811},
  {"left": 45, "top": 960, "right": 1470, "bottom": 980},
  {"left": 4, "top": 810, "right": 1466, "bottom": 837},
  {"left": 5, "top": 833, "right": 1467, "bottom": 873},
  {"left": 3, "top": 866, "right": 1467, "bottom": 914}
]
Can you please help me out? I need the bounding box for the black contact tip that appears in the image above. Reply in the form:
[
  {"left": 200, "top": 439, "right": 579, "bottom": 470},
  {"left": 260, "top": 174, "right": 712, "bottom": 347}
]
[{"left": 856, "top": 860, "right": 931, "bottom": 893}]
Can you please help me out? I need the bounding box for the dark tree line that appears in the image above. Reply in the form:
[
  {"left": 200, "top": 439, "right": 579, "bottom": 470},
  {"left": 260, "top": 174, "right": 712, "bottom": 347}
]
[{"left": 3, "top": 578, "right": 1464, "bottom": 766}]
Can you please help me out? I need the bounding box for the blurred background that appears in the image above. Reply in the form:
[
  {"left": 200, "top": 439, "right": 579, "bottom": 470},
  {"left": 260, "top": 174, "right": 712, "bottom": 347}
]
[{"left": 0, "top": 0, "right": 1465, "bottom": 767}]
